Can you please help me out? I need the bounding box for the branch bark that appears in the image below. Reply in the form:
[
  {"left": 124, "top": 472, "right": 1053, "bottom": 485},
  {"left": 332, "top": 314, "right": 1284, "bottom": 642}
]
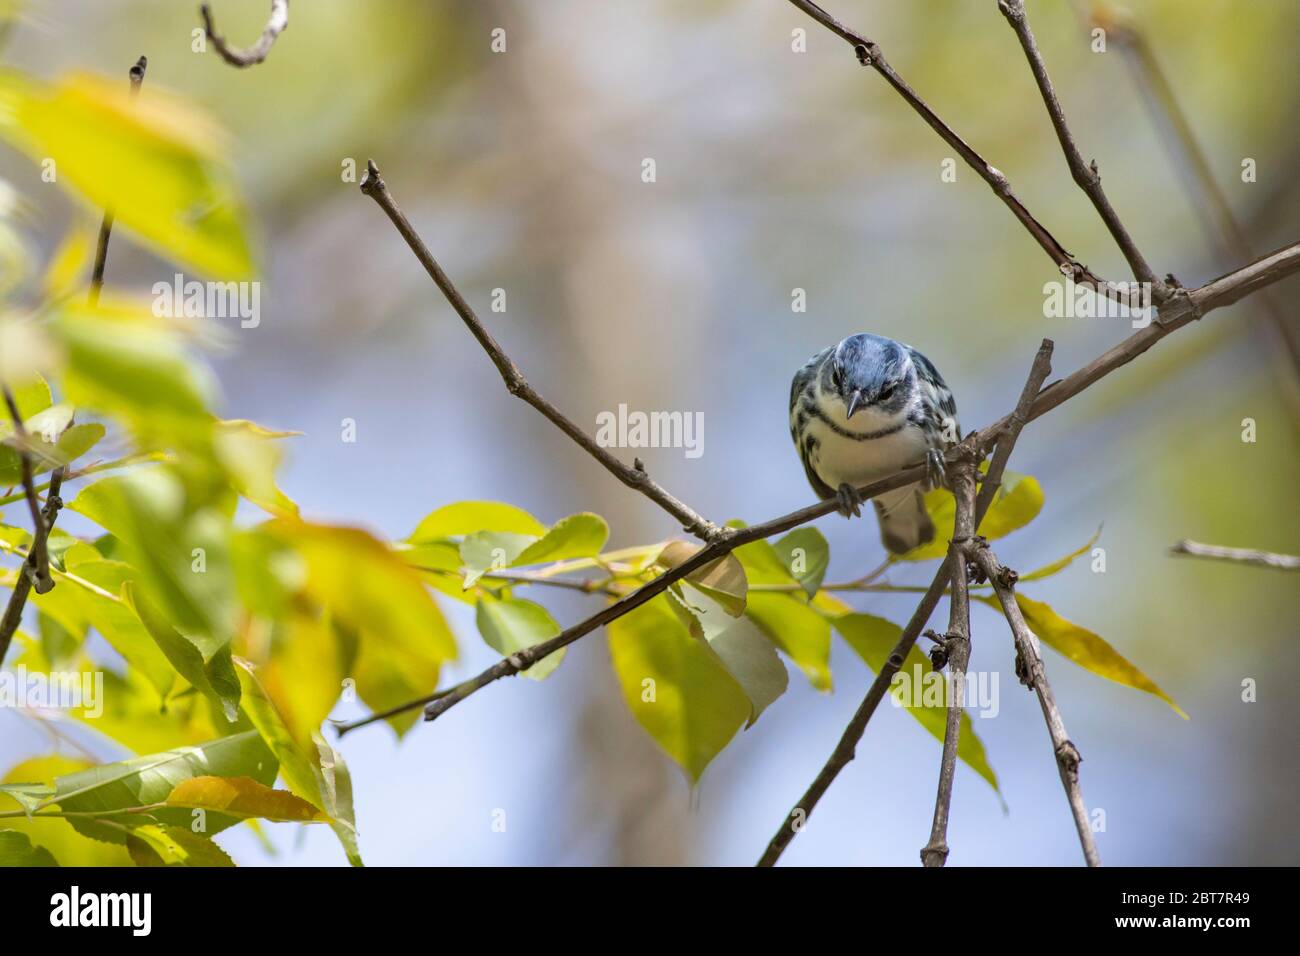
[
  {"left": 920, "top": 447, "right": 978, "bottom": 867},
  {"left": 785, "top": 0, "right": 1134, "bottom": 301},
  {"left": 200, "top": 1, "right": 289, "bottom": 68},
  {"left": 971, "top": 543, "right": 1101, "bottom": 866},
  {"left": 997, "top": 0, "right": 1165, "bottom": 299},
  {"left": 360, "top": 161, "right": 724, "bottom": 543},
  {"left": 1169, "top": 540, "right": 1300, "bottom": 571}
]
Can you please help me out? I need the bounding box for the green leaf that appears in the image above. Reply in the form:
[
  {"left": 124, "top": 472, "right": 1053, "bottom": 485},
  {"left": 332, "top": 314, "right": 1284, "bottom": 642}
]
[
  {"left": 458, "top": 531, "right": 537, "bottom": 587},
  {"left": 233, "top": 661, "right": 363, "bottom": 866},
  {"left": 703, "top": 615, "right": 788, "bottom": 726},
  {"left": 46, "top": 730, "right": 278, "bottom": 844},
  {"left": 745, "top": 592, "right": 833, "bottom": 691},
  {"left": 0, "top": 402, "right": 104, "bottom": 484},
  {"left": 902, "top": 469, "right": 1045, "bottom": 561},
  {"left": 71, "top": 468, "right": 237, "bottom": 645},
  {"left": 124, "top": 582, "right": 240, "bottom": 722},
  {"left": 991, "top": 592, "right": 1186, "bottom": 717},
  {"left": 655, "top": 540, "right": 748, "bottom": 616},
  {"left": 33, "top": 558, "right": 177, "bottom": 703},
  {"left": 0, "top": 72, "right": 255, "bottom": 278},
  {"left": 1021, "top": 527, "right": 1103, "bottom": 582},
  {"left": 0, "top": 757, "right": 132, "bottom": 866},
  {"left": 164, "top": 776, "right": 326, "bottom": 823},
  {"left": 213, "top": 419, "right": 299, "bottom": 517},
  {"left": 409, "top": 500, "right": 546, "bottom": 541},
  {"left": 607, "top": 594, "right": 751, "bottom": 782},
  {"left": 126, "top": 825, "right": 235, "bottom": 867},
  {"left": 831, "top": 613, "right": 1001, "bottom": 794},
  {"left": 458, "top": 512, "right": 609, "bottom": 587},
  {"left": 771, "top": 528, "right": 830, "bottom": 597},
  {"left": 475, "top": 596, "right": 565, "bottom": 680},
  {"left": 0, "top": 829, "right": 59, "bottom": 866},
  {"left": 55, "top": 303, "right": 219, "bottom": 446},
  {"left": 513, "top": 513, "right": 609, "bottom": 565}
]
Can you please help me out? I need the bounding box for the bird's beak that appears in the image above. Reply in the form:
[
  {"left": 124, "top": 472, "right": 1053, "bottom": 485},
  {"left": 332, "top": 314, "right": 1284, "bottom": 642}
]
[{"left": 845, "top": 389, "right": 864, "bottom": 418}]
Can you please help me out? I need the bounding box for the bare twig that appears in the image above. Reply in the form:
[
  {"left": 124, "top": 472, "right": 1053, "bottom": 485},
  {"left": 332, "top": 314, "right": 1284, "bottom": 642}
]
[
  {"left": 971, "top": 543, "right": 1101, "bottom": 866},
  {"left": 200, "top": 1, "right": 289, "bottom": 68},
  {"left": 998, "top": 0, "right": 1165, "bottom": 298},
  {"left": 1, "top": 387, "right": 51, "bottom": 591},
  {"left": 360, "top": 161, "right": 725, "bottom": 542},
  {"left": 785, "top": 0, "right": 1137, "bottom": 303},
  {"left": 757, "top": 340, "right": 1054, "bottom": 867},
  {"left": 920, "top": 447, "right": 978, "bottom": 867},
  {"left": 0, "top": 469, "right": 64, "bottom": 667},
  {"left": 87, "top": 56, "right": 146, "bottom": 307},
  {"left": 1169, "top": 540, "right": 1300, "bottom": 572}
]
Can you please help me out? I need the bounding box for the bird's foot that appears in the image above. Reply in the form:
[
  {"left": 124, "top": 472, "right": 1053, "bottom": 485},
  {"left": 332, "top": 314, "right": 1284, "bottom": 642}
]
[
  {"left": 835, "top": 482, "right": 863, "bottom": 518},
  {"left": 924, "top": 448, "right": 948, "bottom": 491}
]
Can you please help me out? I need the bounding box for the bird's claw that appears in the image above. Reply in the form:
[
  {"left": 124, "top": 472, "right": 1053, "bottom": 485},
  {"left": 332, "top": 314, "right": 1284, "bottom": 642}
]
[
  {"left": 835, "top": 482, "right": 863, "bottom": 519},
  {"left": 924, "top": 448, "right": 948, "bottom": 491}
]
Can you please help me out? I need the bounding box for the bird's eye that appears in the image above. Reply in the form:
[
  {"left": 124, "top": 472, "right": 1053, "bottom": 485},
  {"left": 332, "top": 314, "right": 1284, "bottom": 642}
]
[
  {"left": 831, "top": 367, "right": 842, "bottom": 389},
  {"left": 879, "top": 384, "right": 895, "bottom": 401}
]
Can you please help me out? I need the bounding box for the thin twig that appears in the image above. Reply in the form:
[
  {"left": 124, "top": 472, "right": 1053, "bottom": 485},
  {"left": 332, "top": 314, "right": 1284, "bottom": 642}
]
[
  {"left": 757, "top": 339, "right": 1054, "bottom": 867},
  {"left": 1, "top": 387, "right": 50, "bottom": 590},
  {"left": 920, "top": 447, "right": 978, "bottom": 867},
  {"left": 87, "top": 56, "right": 146, "bottom": 307},
  {"left": 971, "top": 543, "right": 1101, "bottom": 866},
  {"left": 200, "top": 1, "right": 289, "bottom": 68},
  {"left": 360, "top": 160, "right": 725, "bottom": 542},
  {"left": 1169, "top": 540, "right": 1300, "bottom": 572},
  {"left": 785, "top": 0, "right": 1136, "bottom": 303},
  {"left": 998, "top": 0, "right": 1165, "bottom": 299}
]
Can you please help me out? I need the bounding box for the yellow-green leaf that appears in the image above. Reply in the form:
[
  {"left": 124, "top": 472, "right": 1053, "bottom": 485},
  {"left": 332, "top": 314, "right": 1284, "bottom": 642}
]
[
  {"left": 831, "top": 613, "right": 1001, "bottom": 794},
  {"left": 475, "top": 596, "right": 564, "bottom": 680},
  {"left": 744, "top": 592, "right": 832, "bottom": 692},
  {"left": 607, "top": 594, "right": 750, "bottom": 782},
  {"left": 1021, "top": 527, "right": 1103, "bottom": 582},
  {"left": 0, "top": 72, "right": 255, "bottom": 278},
  {"left": 902, "top": 469, "right": 1045, "bottom": 561},
  {"left": 409, "top": 500, "right": 546, "bottom": 541},
  {"left": 996, "top": 592, "right": 1186, "bottom": 717}
]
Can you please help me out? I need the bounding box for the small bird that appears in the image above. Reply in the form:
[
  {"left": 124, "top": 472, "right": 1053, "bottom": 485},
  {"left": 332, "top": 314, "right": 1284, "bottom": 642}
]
[{"left": 789, "top": 333, "right": 959, "bottom": 554}]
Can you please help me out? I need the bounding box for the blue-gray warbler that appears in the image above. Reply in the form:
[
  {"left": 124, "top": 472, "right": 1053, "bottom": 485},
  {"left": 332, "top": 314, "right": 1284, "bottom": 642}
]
[{"left": 789, "top": 333, "right": 959, "bottom": 554}]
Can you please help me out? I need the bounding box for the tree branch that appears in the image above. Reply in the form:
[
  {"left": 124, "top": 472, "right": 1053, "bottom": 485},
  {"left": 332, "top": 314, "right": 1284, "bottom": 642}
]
[
  {"left": 360, "top": 160, "right": 725, "bottom": 542},
  {"left": 785, "top": 0, "right": 1134, "bottom": 301},
  {"left": 1, "top": 388, "right": 52, "bottom": 591},
  {"left": 971, "top": 543, "right": 1101, "bottom": 866},
  {"left": 1169, "top": 540, "right": 1300, "bottom": 572},
  {"left": 200, "top": 1, "right": 289, "bottom": 68},
  {"left": 997, "top": 0, "right": 1164, "bottom": 297},
  {"left": 920, "top": 446, "right": 978, "bottom": 867},
  {"left": 757, "top": 339, "right": 1054, "bottom": 866},
  {"left": 87, "top": 56, "right": 146, "bottom": 308}
]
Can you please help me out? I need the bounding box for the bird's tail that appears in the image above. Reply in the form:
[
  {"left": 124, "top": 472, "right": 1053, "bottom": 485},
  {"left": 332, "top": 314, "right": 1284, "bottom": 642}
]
[{"left": 873, "top": 484, "right": 935, "bottom": 556}]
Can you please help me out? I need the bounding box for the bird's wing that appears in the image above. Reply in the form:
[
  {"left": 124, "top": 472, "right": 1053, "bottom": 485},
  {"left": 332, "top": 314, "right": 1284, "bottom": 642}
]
[
  {"left": 790, "top": 347, "right": 836, "bottom": 500},
  {"left": 906, "top": 345, "right": 960, "bottom": 446}
]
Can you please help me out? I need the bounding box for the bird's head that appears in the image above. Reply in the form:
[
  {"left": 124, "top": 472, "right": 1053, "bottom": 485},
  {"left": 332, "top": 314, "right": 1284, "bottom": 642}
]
[{"left": 827, "top": 334, "right": 914, "bottom": 419}]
